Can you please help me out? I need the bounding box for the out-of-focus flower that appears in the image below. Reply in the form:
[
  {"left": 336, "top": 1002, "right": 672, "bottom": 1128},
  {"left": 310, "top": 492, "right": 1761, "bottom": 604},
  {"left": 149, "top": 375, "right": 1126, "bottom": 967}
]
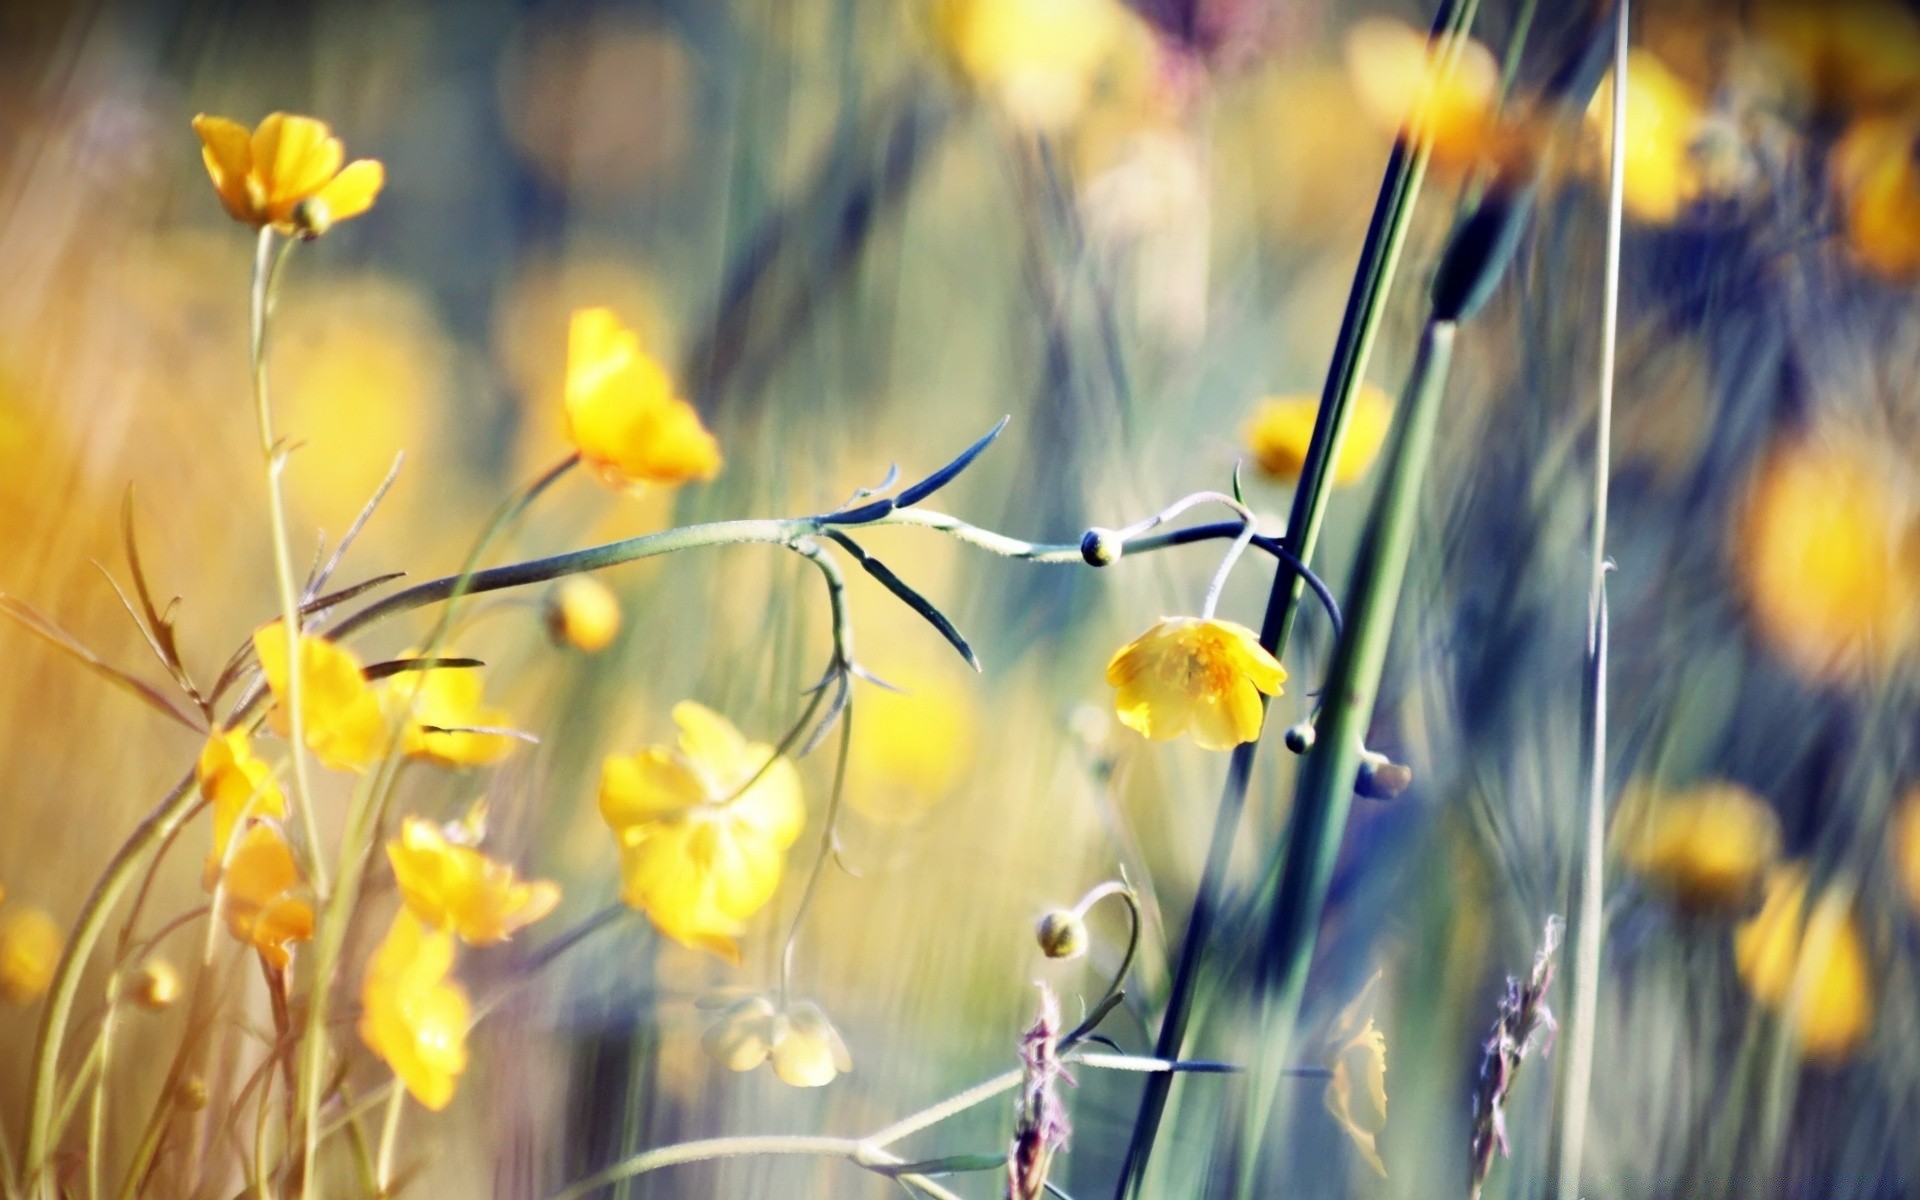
[
  {"left": 1345, "top": 17, "right": 1504, "bottom": 176},
  {"left": 131, "top": 960, "right": 181, "bottom": 1011},
  {"left": 1106, "top": 617, "right": 1286, "bottom": 750},
  {"left": 0, "top": 903, "right": 61, "bottom": 1004},
  {"left": 1734, "top": 865, "right": 1872, "bottom": 1062},
  {"left": 934, "top": 0, "right": 1139, "bottom": 131},
  {"left": 386, "top": 660, "right": 517, "bottom": 769},
  {"left": 1325, "top": 972, "right": 1388, "bottom": 1178},
  {"left": 564, "top": 307, "right": 720, "bottom": 492},
  {"left": 1613, "top": 781, "right": 1781, "bottom": 910},
  {"left": 197, "top": 729, "right": 287, "bottom": 873},
  {"left": 253, "top": 623, "right": 389, "bottom": 772},
  {"left": 545, "top": 576, "right": 623, "bottom": 653},
  {"left": 1733, "top": 435, "right": 1920, "bottom": 680},
  {"left": 387, "top": 817, "right": 560, "bottom": 946},
  {"left": 1035, "top": 909, "right": 1089, "bottom": 959},
  {"left": 1893, "top": 787, "right": 1920, "bottom": 914},
  {"left": 701, "top": 992, "right": 853, "bottom": 1087},
  {"left": 1244, "top": 384, "right": 1393, "bottom": 486},
  {"left": 218, "top": 823, "right": 314, "bottom": 970},
  {"left": 845, "top": 671, "right": 977, "bottom": 823},
  {"left": 359, "top": 911, "right": 470, "bottom": 1111},
  {"left": 190, "top": 113, "right": 383, "bottom": 236},
  {"left": 1586, "top": 49, "right": 1709, "bottom": 224},
  {"left": 598, "top": 702, "right": 806, "bottom": 960},
  {"left": 1750, "top": 1, "right": 1920, "bottom": 116},
  {"left": 1832, "top": 110, "right": 1920, "bottom": 278}
]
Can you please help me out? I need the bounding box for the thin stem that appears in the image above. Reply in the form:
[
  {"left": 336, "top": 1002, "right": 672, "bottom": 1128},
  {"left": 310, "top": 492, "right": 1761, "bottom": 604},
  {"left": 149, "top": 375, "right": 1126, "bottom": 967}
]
[
  {"left": 1062, "top": 882, "right": 1142, "bottom": 1047},
  {"left": 85, "top": 974, "right": 121, "bottom": 1200},
  {"left": 374, "top": 1084, "right": 403, "bottom": 1196}
]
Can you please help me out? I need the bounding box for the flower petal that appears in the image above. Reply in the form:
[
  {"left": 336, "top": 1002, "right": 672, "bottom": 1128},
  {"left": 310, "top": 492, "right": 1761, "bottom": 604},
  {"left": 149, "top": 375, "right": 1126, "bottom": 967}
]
[{"left": 309, "top": 158, "right": 384, "bottom": 224}]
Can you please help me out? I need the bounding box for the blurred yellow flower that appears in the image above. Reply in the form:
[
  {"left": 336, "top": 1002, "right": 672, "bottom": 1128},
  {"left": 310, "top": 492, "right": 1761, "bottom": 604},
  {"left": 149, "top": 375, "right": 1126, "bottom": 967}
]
[
  {"left": 845, "top": 671, "right": 978, "bottom": 823},
  {"left": 1345, "top": 17, "right": 1504, "bottom": 176},
  {"left": 197, "top": 729, "right": 287, "bottom": 874},
  {"left": 546, "top": 576, "right": 623, "bottom": 653},
  {"left": 565, "top": 307, "right": 720, "bottom": 493},
  {"left": 934, "top": 0, "right": 1136, "bottom": 131},
  {"left": 1734, "top": 865, "right": 1872, "bottom": 1062},
  {"left": 191, "top": 113, "right": 384, "bottom": 237},
  {"left": 253, "top": 623, "right": 389, "bottom": 772},
  {"left": 1832, "top": 110, "right": 1920, "bottom": 278},
  {"left": 388, "top": 817, "right": 560, "bottom": 946},
  {"left": 1106, "top": 617, "right": 1286, "bottom": 750},
  {"left": 1586, "top": 49, "right": 1708, "bottom": 225},
  {"left": 218, "top": 823, "right": 315, "bottom": 971},
  {"left": 1734, "top": 436, "right": 1920, "bottom": 680},
  {"left": 387, "top": 660, "right": 517, "bottom": 769},
  {"left": 359, "top": 911, "right": 470, "bottom": 1111},
  {"left": 1894, "top": 787, "right": 1920, "bottom": 914},
  {"left": 0, "top": 903, "right": 61, "bottom": 1004},
  {"left": 1244, "top": 384, "right": 1394, "bottom": 486},
  {"left": 701, "top": 992, "right": 853, "bottom": 1088},
  {"left": 1613, "top": 781, "right": 1780, "bottom": 910},
  {"left": 131, "top": 960, "right": 181, "bottom": 1011},
  {"left": 1324, "top": 972, "right": 1388, "bottom": 1178},
  {"left": 1751, "top": 1, "right": 1920, "bottom": 115},
  {"left": 598, "top": 702, "right": 806, "bottom": 960}
]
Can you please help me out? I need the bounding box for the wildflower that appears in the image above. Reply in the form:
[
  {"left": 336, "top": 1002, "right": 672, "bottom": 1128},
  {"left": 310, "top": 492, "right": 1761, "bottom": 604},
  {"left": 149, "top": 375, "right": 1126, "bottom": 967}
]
[
  {"left": 358, "top": 911, "right": 470, "bottom": 1111},
  {"left": 564, "top": 307, "right": 720, "bottom": 493},
  {"left": 1244, "top": 384, "right": 1393, "bottom": 486},
  {"left": 386, "top": 659, "right": 517, "bottom": 768},
  {"left": 387, "top": 817, "right": 560, "bottom": 946},
  {"left": 1750, "top": 1, "right": 1920, "bottom": 115},
  {"left": 1009, "top": 985, "right": 1070, "bottom": 1200},
  {"left": 1733, "top": 435, "right": 1920, "bottom": 680},
  {"left": 598, "top": 702, "right": 805, "bottom": 960},
  {"left": 253, "top": 622, "right": 389, "bottom": 772},
  {"left": 1586, "top": 49, "right": 1708, "bottom": 225},
  {"left": 196, "top": 729, "right": 287, "bottom": 872},
  {"left": 1734, "top": 865, "right": 1872, "bottom": 1062},
  {"left": 1105, "top": 617, "right": 1286, "bottom": 750},
  {"left": 701, "top": 992, "right": 853, "bottom": 1088},
  {"left": 1345, "top": 17, "right": 1504, "bottom": 176},
  {"left": 1468, "top": 917, "right": 1560, "bottom": 1200},
  {"left": 0, "top": 903, "right": 61, "bottom": 1004},
  {"left": 933, "top": 0, "right": 1136, "bottom": 131},
  {"left": 1324, "top": 972, "right": 1389, "bottom": 1179},
  {"left": 217, "top": 823, "right": 314, "bottom": 970},
  {"left": 845, "top": 671, "right": 977, "bottom": 823},
  {"left": 131, "top": 960, "right": 182, "bottom": 1011},
  {"left": 1895, "top": 787, "right": 1920, "bottom": 913},
  {"left": 1613, "top": 781, "right": 1780, "bottom": 910},
  {"left": 1831, "top": 110, "right": 1920, "bottom": 278},
  {"left": 545, "top": 576, "right": 623, "bottom": 653},
  {"left": 191, "top": 113, "right": 383, "bottom": 236}
]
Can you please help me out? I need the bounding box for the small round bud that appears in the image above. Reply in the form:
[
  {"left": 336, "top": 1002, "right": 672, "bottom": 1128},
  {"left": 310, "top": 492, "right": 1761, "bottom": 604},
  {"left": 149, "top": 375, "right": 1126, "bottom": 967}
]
[
  {"left": 177, "top": 1076, "right": 211, "bottom": 1111},
  {"left": 131, "top": 960, "right": 181, "bottom": 1011},
  {"left": 290, "top": 197, "right": 332, "bottom": 240},
  {"left": 545, "top": 576, "right": 622, "bottom": 653},
  {"left": 1080, "top": 528, "right": 1123, "bottom": 567},
  {"left": 1284, "top": 721, "right": 1316, "bottom": 755},
  {"left": 1355, "top": 749, "right": 1414, "bottom": 800},
  {"left": 1036, "top": 909, "right": 1089, "bottom": 960}
]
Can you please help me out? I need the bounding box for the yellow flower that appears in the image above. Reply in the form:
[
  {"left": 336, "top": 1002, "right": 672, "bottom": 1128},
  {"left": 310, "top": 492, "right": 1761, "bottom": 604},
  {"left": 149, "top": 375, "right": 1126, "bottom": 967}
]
[
  {"left": 1244, "top": 384, "right": 1394, "bottom": 486},
  {"left": 1751, "top": 1, "right": 1920, "bottom": 116},
  {"left": 598, "top": 702, "right": 806, "bottom": 961},
  {"left": 1893, "top": 787, "right": 1920, "bottom": 914},
  {"left": 1345, "top": 17, "right": 1505, "bottom": 176},
  {"left": 253, "top": 622, "right": 389, "bottom": 772},
  {"left": 933, "top": 0, "right": 1136, "bottom": 131},
  {"left": 131, "top": 960, "right": 182, "bottom": 1011},
  {"left": 701, "top": 992, "right": 853, "bottom": 1088},
  {"left": 387, "top": 660, "right": 517, "bottom": 768},
  {"left": 1105, "top": 617, "right": 1286, "bottom": 751},
  {"left": 1613, "top": 781, "right": 1780, "bottom": 910},
  {"left": 1832, "top": 110, "right": 1920, "bottom": 278},
  {"left": 191, "top": 113, "right": 384, "bottom": 236},
  {"left": 845, "top": 671, "right": 977, "bottom": 823},
  {"left": 387, "top": 817, "right": 560, "bottom": 946},
  {"left": 545, "top": 576, "right": 623, "bottom": 653},
  {"left": 1324, "top": 972, "right": 1388, "bottom": 1178},
  {"left": 1586, "top": 49, "right": 1708, "bottom": 225},
  {"left": 1733, "top": 435, "right": 1920, "bottom": 680},
  {"left": 564, "top": 307, "right": 721, "bottom": 493},
  {"left": 358, "top": 911, "right": 470, "bottom": 1111},
  {"left": 1734, "top": 865, "right": 1873, "bottom": 1062},
  {"left": 218, "top": 822, "right": 315, "bottom": 970},
  {"left": 197, "top": 729, "right": 288, "bottom": 876},
  {"left": 0, "top": 904, "right": 61, "bottom": 1004}
]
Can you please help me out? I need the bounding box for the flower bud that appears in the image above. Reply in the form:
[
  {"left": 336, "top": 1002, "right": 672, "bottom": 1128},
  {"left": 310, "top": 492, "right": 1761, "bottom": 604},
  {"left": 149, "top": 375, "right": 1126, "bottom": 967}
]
[
  {"left": 177, "top": 1076, "right": 211, "bottom": 1110},
  {"left": 1080, "top": 528, "right": 1123, "bottom": 567},
  {"left": 1284, "top": 721, "right": 1317, "bottom": 755},
  {"left": 132, "top": 960, "right": 181, "bottom": 1011},
  {"left": 1036, "top": 909, "right": 1088, "bottom": 960},
  {"left": 290, "top": 196, "right": 332, "bottom": 240},
  {"left": 545, "top": 576, "right": 622, "bottom": 653},
  {"left": 1356, "top": 749, "right": 1414, "bottom": 800}
]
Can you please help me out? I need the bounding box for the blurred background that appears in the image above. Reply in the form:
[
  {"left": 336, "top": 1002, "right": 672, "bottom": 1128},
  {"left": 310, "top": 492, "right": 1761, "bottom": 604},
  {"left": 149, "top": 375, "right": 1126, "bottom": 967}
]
[{"left": 5, "top": 0, "right": 1920, "bottom": 1196}]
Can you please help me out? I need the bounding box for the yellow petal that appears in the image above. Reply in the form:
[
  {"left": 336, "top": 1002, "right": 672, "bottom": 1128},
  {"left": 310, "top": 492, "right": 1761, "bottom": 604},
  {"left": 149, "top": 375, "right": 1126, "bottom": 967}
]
[
  {"left": 1734, "top": 866, "right": 1873, "bottom": 1061},
  {"left": 599, "top": 750, "right": 706, "bottom": 835},
  {"left": 309, "top": 158, "right": 384, "bottom": 225},
  {"left": 358, "top": 911, "right": 470, "bottom": 1111},
  {"left": 0, "top": 905, "right": 62, "bottom": 1004},
  {"left": 191, "top": 114, "right": 258, "bottom": 223},
  {"left": 252, "top": 113, "right": 343, "bottom": 219},
  {"left": 770, "top": 1002, "right": 852, "bottom": 1088}
]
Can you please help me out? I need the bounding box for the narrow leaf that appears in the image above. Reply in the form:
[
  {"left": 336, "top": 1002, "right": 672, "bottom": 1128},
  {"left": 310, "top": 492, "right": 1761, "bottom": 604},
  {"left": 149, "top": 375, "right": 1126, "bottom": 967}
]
[
  {"left": 0, "top": 595, "right": 204, "bottom": 733},
  {"left": 893, "top": 415, "right": 1009, "bottom": 508},
  {"left": 361, "top": 656, "right": 484, "bottom": 681},
  {"left": 827, "top": 533, "right": 980, "bottom": 672},
  {"left": 300, "top": 572, "right": 406, "bottom": 617},
  {"left": 818, "top": 497, "right": 895, "bottom": 526}
]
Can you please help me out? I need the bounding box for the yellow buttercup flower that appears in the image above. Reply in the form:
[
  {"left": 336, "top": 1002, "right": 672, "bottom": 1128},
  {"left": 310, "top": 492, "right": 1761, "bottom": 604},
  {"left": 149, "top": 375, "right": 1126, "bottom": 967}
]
[
  {"left": 253, "top": 622, "right": 389, "bottom": 772},
  {"left": 358, "top": 911, "right": 471, "bottom": 1111},
  {"left": 1324, "top": 972, "right": 1388, "bottom": 1178},
  {"left": 1345, "top": 17, "right": 1505, "bottom": 176},
  {"left": 564, "top": 307, "right": 721, "bottom": 493},
  {"left": 1832, "top": 110, "right": 1920, "bottom": 278},
  {"left": 701, "top": 992, "right": 853, "bottom": 1088},
  {"left": 1106, "top": 617, "right": 1286, "bottom": 750},
  {"left": 191, "top": 113, "right": 384, "bottom": 237},
  {"left": 598, "top": 702, "right": 806, "bottom": 960},
  {"left": 1613, "top": 781, "right": 1780, "bottom": 910},
  {"left": 218, "top": 822, "right": 315, "bottom": 970},
  {"left": 197, "top": 729, "right": 287, "bottom": 875},
  {"left": 1586, "top": 49, "right": 1708, "bottom": 225},
  {"left": 546, "top": 576, "right": 623, "bottom": 653},
  {"left": 0, "top": 903, "right": 61, "bottom": 1004},
  {"left": 1244, "top": 384, "right": 1394, "bottom": 486},
  {"left": 845, "top": 670, "right": 977, "bottom": 823},
  {"left": 1893, "top": 787, "right": 1920, "bottom": 914},
  {"left": 387, "top": 659, "right": 517, "bottom": 768},
  {"left": 387, "top": 817, "right": 560, "bottom": 946},
  {"left": 933, "top": 0, "right": 1136, "bottom": 131},
  {"left": 1734, "top": 865, "right": 1873, "bottom": 1062}
]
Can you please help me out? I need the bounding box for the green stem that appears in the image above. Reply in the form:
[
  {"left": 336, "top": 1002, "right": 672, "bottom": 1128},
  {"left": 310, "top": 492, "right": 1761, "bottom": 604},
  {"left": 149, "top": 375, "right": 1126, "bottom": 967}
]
[{"left": 374, "top": 1084, "right": 403, "bottom": 1195}]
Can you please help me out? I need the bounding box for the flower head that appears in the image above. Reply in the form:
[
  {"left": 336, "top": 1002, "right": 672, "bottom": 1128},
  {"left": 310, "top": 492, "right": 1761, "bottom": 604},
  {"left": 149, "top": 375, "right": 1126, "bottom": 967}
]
[
  {"left": 701, "top": 992, "right": 853, "bottom": 1088},
  {"left": 1105, "top": 617, "right": 1286, "bottom": 750},
  {"left": 358, "top": 911, "right": 470, "bottom": 1111},
  {"left": 386, "top": 659, "right": 517, "bottom": 768},
  {"left": 1585, "top": 49, "right": 1708, "bottom": 225},
  {"left": 197, "top": 729, "right": 287, "bottom": 876},
  {"left": 1832, "top": 110, "right": 1920, "bottom": 277},
  {"left": 387, "top": 817, "right": 560, "bottom": 946},
  {"left": 598, "top": 702, "right": 805, "bottom": 960},
  {"left": 253, "top": 623, "right": 389, "bottom": 772},
  {"left": 565, "top": 307, "right": 720, "bottom": 493},
  {"left": 218, "top": 822, "right": 315, "bottom": 970},
  {"left": 1345, "top": 18, "right": 1505, "bottom": 176},
  {"left": 1613, "top": 781, "right": 1780, "bottom": 910},
  {"left": 933, "top": 0, "right": 1137, "bottom": 131},
  {"left": 0, "top": 903, "right": 61, "bottom": 1004},
  {"left": 1324, "top": 972, "right": 1389, "bottom": 1178},
  {"left": 1734, "top": 865, "right": 1873, "bottom": 1062},
  {"left": 1244, "top": 384, "right": 1394, "bottom": 486},
  {"left": 546, "top": 576, "right": 623, "bottom": 653},
  {"left": 191, "top": 113, "right": 383, "bottom": 236}
]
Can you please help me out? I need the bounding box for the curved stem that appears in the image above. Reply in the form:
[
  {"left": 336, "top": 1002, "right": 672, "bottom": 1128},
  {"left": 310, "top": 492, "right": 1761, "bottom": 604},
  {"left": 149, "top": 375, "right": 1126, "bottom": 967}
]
[{"left": 1062, "top": 881, "right": 1142, "bottom": 1047}]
